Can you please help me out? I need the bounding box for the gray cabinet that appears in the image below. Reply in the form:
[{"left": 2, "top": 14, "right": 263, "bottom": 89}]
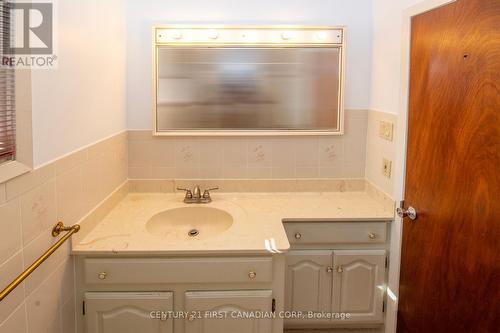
[
  {"left": 184, "top": 290, "right": 273, "bottom": 333},
  {"left": 334, "top": 250, "right": 386, "bottom": 322},
  {"left": 84, "top": 292, "right": 173, "bottom": 333},
  {"left": 283, "top": 221, "right": 388, "bottom": 328},
  {"left": 285, "top": 250, "right": 385, "bottom": 325},
  {"left": 285, "top": 251, "right": 333, "bottom": 325},
  {"left": 77, "top": 256, "right": 283, "bottom": 333}
]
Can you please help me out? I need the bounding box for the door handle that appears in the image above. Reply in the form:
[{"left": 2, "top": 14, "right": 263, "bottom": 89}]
[{"left": 396, "top": 206, "right": 417, "bottom": 220}]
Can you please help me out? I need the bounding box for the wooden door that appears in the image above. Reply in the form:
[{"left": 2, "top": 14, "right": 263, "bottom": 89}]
[
  {"left": 84, "top": 292, "right": 174, "bottom": 333},
  {"left": 333, "top": 250, "right": 385, "bottom": 323},
  {"left": 398, "top": 0, "right": 500, "bottom": 332},
  {"left": 184, "top": 290, "right": 272, "bottom": 333},
  {"left": 284, "top": 250, "right": 333, "bottom": 325}
]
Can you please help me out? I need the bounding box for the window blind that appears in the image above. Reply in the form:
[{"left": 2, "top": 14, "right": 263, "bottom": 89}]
[{"left": 0, "top": 0, "right": 15, "bottom": 164}]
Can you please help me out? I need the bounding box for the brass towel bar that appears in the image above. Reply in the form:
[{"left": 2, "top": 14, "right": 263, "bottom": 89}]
[{"left": 0, "top": 222, "right": 80, "bottom": 302}]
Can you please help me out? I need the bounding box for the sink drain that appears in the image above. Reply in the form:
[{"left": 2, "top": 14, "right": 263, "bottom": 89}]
[{"left": 188, "top": 229, "right": 199, "bottom": 237}]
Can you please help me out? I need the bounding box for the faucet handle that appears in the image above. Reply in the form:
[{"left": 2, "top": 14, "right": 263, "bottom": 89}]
[
  {"left": 176, "top": 187, "right": 193, "bottom": 199},
  {"left": 203, "top": 187, "right": 219, "bottom": 198}
]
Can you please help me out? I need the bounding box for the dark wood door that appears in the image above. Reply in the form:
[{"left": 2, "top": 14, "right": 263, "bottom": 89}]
[{"left": 398, "top": 0, "right": 500, "bottom": 332}]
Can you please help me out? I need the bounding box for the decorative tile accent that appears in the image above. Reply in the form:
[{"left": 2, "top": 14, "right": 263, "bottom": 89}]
[
  {"left": 128, "top": 110, "right": 369, "bottom": 180},
  {"left": 20, "top": 180, "right": 57, "bottom": 246}
]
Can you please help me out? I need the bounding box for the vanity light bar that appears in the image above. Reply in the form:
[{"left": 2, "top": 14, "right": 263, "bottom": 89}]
[{"left": 155, "top": 27, "right": 344, "bottom": 45}]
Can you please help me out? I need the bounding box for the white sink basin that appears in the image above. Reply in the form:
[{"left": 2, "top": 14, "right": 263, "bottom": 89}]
[{"left": 146, "top": 207, "right": 233, "bottom": 240}]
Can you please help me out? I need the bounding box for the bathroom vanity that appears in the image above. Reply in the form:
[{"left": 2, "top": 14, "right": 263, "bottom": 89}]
[
  {"left": 283, "top": 221, "right": 388, "bottom": 328},
  {"left": 72, "top": 183, "right": 393, "bottom": 333}
]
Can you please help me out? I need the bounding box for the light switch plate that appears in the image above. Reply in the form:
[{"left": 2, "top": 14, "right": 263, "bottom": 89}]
[
  {"left": 382, "top": 159, "right": 392, "bottom": 178},
  {"left": 379, "top": 121, "right": 394, "bottom": 141}
]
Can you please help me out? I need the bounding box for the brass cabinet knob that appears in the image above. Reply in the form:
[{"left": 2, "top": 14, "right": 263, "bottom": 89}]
[
  {"left": 326, "top": 266, "right": 333, "bottom": 273},
  {"left": 294, "top": 232, "right": 302, "bottom": 240},
  {"left": 337, "top": 266, "right": 343, "bottom": 273},
  {"left": 248, "top": 271, "right": 257, "bottom": 279},
  {"left": 368, "top": 232, "right": 376, "bottom": 239},
  {"left": 98, "top": 272, "right": 107, "bottom": 280}
]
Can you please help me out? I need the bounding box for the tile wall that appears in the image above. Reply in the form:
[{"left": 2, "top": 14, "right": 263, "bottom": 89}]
[
  {"left": 0, "top": 132, "right": 127, "bottom": 333},
  {"left": 128, "top": 110, "right": 368, "bottom": 180},
  {"left": 0, "top": 109, "right": 397, "bottom": 333}
]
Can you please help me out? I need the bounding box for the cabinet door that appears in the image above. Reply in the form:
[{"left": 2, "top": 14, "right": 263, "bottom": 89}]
[
  {"left": 333, "top": 250, "right": 386, "bottom": 322},
  {"left": 184, "top": 290, "right": 272, "bottom": 333},
  {"left": 285, "top": 250, "right": 333, "bottom": 324},
  {"left": 85, "top": 292, "right": 173, "bottom": 333}
]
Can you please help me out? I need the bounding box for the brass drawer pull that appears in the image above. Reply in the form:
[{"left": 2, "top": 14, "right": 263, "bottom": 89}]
[
  {"left": 337, "top": 266, "right": 343, "bottom": 273},
  {"left": 294, "top": 232, "right": 302, "bottom": 239},
  {"left": 368, "top": 232, "right": 376, "bottom": 239},
  {"left": 248, "top": 271, "right": 257, "bottom": 279},
  {"left": 98, "top": 272, "right": 107, "bottom": 280}
]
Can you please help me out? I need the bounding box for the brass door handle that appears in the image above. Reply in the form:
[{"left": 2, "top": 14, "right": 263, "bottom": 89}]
[
  {"left": 337, "top": 266, "right": 343, "bottom": 273},
  {"left": 327, "top": 266, "right": 333, "bottom": 273}
]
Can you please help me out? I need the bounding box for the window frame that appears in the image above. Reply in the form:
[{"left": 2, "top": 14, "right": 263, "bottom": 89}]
[{"left": 0, "top": 69, "right": 33, "bottom": 183}]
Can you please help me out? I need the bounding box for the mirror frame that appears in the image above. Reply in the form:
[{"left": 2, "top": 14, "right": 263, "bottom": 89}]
[{"left": 152, "top": 25, "right": 346, "bottom": 136}]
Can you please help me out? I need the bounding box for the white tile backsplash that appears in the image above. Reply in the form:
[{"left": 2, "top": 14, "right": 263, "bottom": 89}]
[{"left": 128, "top": 110, "right": 369, "bottom": 180}]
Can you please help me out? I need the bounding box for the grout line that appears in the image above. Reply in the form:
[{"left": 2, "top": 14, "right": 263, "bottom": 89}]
[
  {"left": 0, "top": 299, "right": 26, "bottom": 327},
  {"left": 0, "top": 249, "right": 23, "bottom": 274}
]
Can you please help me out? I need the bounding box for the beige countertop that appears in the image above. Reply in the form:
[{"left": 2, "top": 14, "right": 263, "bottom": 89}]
[{"left": 72, "top": 191, "right": 394, "bottom": 255}]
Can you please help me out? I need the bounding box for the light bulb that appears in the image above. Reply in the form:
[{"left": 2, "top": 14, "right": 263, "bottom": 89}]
[
  {"left": 281, "top": 31, "right": 292, "bottom": 40},
  {"left": 207, "top": 29, "right": 219, "bottom": 39},
  {"left": 315, "top": 31, "right": 327, "bottom": 41},
  {"left": 170, "top": 30, "right": 183, "bottom": 40}
]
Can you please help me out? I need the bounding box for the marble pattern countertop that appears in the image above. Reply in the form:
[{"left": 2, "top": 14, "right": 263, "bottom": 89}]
[{"left": 72, "top": 192, "right": 394, "bottom": 255}]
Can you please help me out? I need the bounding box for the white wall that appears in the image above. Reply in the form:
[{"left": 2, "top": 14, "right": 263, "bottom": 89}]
[
  {"left": 370, "top": 0, "right": 427, "bottom": 115},
  {"left": 31, "top": 0, "right": 127, "bottom": 167},
  {"left": 369, "top": 2, "right": 437, "bottom": 333},
  {"left": 125, "top": 0, "right": 374, "bottom": 129}
]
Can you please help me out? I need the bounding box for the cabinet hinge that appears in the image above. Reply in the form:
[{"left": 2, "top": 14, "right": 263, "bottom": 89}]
[
  {"left": 272, "top": 298, "right": 276, "bottom": 314},
  {"left": 382, "top": 300, "right": 385, "bottom": 313},
  {"left": 385, "top": 257, "right": 388, "bottom": 268},
  {"left": 82, "top": 301, "right": 86, "bottom": 316}
]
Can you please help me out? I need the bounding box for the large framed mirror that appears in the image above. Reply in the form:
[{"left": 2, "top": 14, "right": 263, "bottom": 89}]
[{"left": 153, "top": 26, "right": 345, "bottom": 136}]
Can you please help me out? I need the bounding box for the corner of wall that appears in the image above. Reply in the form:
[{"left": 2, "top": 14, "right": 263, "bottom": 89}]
[{"left": 364, "top": 109, "right": 398, "bottom": 198}]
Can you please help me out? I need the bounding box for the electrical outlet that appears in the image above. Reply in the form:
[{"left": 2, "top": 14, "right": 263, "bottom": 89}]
[
  {"left": 382, "top": 159, "right": 392, "bottom": 178},
  {"left": 379, "top": 121, "right": 394, "bottom": 141}
]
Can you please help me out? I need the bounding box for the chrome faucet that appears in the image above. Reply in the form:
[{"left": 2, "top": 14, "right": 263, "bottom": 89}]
[{"left": 177, "top": 185, "right": 219, "bottom": 204}]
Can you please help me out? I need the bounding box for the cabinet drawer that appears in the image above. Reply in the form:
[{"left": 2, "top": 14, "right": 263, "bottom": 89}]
[
  {"left": 84, "top": 257, "right": 273, "bottom": 285},
  {"left": 284, "top": 222, "right": 387, "bottom": 245}
]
